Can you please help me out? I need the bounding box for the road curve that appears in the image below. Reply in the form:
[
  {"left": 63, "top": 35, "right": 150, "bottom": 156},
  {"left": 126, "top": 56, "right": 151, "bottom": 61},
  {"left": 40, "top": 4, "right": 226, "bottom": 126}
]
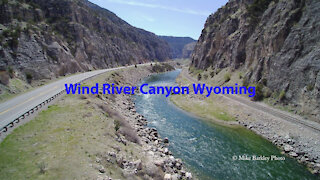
[{"left": 0, "top": 64, "right": 148, "bottom": 133}]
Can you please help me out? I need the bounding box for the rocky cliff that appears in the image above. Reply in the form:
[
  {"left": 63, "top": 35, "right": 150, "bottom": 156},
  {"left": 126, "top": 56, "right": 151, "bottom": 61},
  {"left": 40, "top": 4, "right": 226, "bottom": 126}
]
[
  {"left": 159, "top": 36, "right": 196, "bottom": 58},
  {"left": 0, "top": 0, "right": 171, "bottom": 81},
  {"left": 182, "top": 42, "right": 196, "bottom": 59},
  {"left": 191, "top": 0, "right": 320, "bottom": 121}
]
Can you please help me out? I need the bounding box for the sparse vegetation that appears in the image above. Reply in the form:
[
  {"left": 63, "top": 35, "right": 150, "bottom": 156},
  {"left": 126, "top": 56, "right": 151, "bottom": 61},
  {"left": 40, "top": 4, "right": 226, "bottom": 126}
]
[
  {"left": 307, "top": 84, "right": 314, "bottom": 91},
  {"left": 224, "top": 72, "right": 231, "bottom": 82},
  {"left": 263, "top": 88, "right": 272, "bottom": 98},
  {"left": 242, "top": 77, "right": 249, "bottom": 87},
  {"left": 0, "top": 0, "right": 8, "bottom": 5},
  {"left": 197, "top": 73, "right": 202, "bottom": 81},
  {"left": 215, "top": 68, "right": 222, "bottom": 75},
  {"left": 151, "top": 63, "right": 174, "bottom": 73},
  {"left": 114, "top": 119, "right": 120, "bottom": 132},
  {"left": 26, "top": 72, "right": 33, "bottom": 83},
  {"left": 238, "top": 72, "right": 243, "bottom": 79},
  {"left": 11, "top": 26, "right": 21, "bottom": 49},
  {"left": 261, "top": 78, "right": 267, "bottom": 86},
  {"left": 189, "top": 66, "right": 204, "bottom": 75},
  {"left": 0, "top": 72, "right": 10, "bottom": 85},
  {"left": 1, "top": 26, "right": 21, "bottom": 49},
  {"left": 7, "top": 66, "right": 14, "bottom": 78},
  {"left": 279, "top": 90, "right": 286, "bottom": 101},
  {"left": 38, "top": 161, "right": 47, "bottom": 174},
  {"left": 247, "top": 0, "right": 273, "bottom": 25},
  {"left": 210, "top": 71, "right": 215, "bottom": 78},
  {"left": 0, "top": 34, "right": 4, "bottom": 44},
  {"left": 251, "top": 83, "right": 264, "bottom": 101}
]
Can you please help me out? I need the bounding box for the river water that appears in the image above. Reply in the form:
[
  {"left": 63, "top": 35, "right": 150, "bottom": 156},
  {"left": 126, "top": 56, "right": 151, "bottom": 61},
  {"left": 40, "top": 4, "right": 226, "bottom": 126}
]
[{"left": 134, "top": 70, "right": 317, "bottom": 180}]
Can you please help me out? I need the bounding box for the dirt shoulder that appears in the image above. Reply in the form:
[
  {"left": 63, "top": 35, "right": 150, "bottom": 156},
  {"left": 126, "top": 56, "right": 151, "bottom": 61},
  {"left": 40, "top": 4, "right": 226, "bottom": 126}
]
[
  {"left": 0, "top": 64, "right": 193, "bottom": 180},
  {"left": 172, "top": 68, "right": 320, "bottom": 175}
]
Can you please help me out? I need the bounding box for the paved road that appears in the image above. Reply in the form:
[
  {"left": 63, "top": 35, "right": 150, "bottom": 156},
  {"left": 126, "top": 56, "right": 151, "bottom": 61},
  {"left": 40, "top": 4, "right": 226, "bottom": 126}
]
[{"left": 0, "top": 64, "right": 147, "bottom": 131}]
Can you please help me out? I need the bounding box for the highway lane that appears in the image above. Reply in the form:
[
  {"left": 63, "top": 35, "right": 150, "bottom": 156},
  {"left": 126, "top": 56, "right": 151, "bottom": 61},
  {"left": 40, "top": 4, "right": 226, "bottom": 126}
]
[{"left": 0, "top": 64, "right": 147, "bottom": 132}]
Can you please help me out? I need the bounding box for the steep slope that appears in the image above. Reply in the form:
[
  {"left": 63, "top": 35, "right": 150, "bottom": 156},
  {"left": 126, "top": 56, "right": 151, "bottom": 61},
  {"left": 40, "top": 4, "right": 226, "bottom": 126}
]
[
  {"left": 159, "top": 36, "right": 196, "bottom": 58},
  {"left": 182, "top": 41, "right": 196, "bottom": 58},
  {"left": 0, "top": 0, "right": 171, "bottom": 81},
  {"left": 191, "top": 0, "right": 320, "bottom": 121}
]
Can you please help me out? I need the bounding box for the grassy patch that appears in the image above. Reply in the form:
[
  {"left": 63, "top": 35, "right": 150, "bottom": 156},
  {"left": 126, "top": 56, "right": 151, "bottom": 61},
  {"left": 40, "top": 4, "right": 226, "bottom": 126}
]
[
  {"left": 0, "top": 93, "right": 135, "bottom": 179},
  {"left": 0, "top": 97, "right": 96, "bottom": 179},
  {"left": 189, "top": 66, "right": 204, "bottom": 76},
  {"left": 171, "top": 94, "right": 236, "bottom": 122},
  {"left": 0, "top": 78, "right": 32, "bottom": 102}
]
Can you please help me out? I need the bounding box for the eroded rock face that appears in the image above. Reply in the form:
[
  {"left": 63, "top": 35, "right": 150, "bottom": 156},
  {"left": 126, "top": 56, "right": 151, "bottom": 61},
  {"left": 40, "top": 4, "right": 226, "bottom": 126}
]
[
  {"left": 191, "top": 0, "right": 320, "bottom": 121},
  {"left": 0, "top": 0, "right": 171, "bottom": 80},
  {"left": 159, "top": 36, "right": 196, "bottom": 58},
  {"left": 182, "top": 42, "right": 197, "bottom": 59}
]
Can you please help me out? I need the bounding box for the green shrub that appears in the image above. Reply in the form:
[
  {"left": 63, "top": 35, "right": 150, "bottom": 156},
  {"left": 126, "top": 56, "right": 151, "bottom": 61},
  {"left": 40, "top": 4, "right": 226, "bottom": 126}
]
[
  {"left": 0, "top": 72, "right": 10, "bottom": 85},
  {"left": 242, "top": 77, "right": 249, "bottom": 87},
  {"left": 197, "top": 73, "right": 202, "bottom": 81},
  {"left": 13, "top": 26, "right": 21, "bottom": 38},
  {"left": 38, "top": 161, "right": 47, "bottom": 174},
  {"left": 8, "top": 37, "right": 19, "bottom": 49},
  {"left": 238, "top": 72, "right": 243, "bottom": 79},
  {"left": 4, "top": 26, "right": 21, "bottom": 49},
  {"left": 0, "top": 0, "right": 8, "bottom": 5},
  {"left": 307, "top": 84, "right": 314, "bottom": 91},
  {"left": 263, "top": 88, "right": 272, "bottom": 98},
  {"left": 279, "top": 90, "right": 286, "bottom": 101},
  {"left": 29, "top": 2, "right": 40, "bottom": 9},
  {"left": 252, "top": 83, "right": 264, "bottom": 101},
  {"left": 7, "top": 66, "right": 14, "bottom": 78},
  {"left": 114, "top": 119, "right": 120, "bottom": 132},
  {"left": 2, "top": 29, "right": 10, "bottom": 37},
  {"left": 215, "top": 68, "right": 221, "bottom": 75},
  {"left": 261, "top": 78, "right": 267, "bottom": 86},
  {"left": 210, "top": 71, "right": 215, "bottom": 78},
  {"left": 0, "top": 34, "right": 3, "bottom": 44},
  {"left": 247, "top": 0, "right": 273, "bottom": 25},
  {"left": 26, "top": 73, "right": 32, "bottom": 83},
  {"left": 224, "top": 72, "right": 231, "bottom": 82},
  {"left": 3, "top": 42, "right": 8, "bottom": 48}
]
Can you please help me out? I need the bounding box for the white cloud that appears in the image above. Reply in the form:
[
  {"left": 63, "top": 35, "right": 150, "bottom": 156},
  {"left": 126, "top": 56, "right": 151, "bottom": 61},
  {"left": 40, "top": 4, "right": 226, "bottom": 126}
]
[{"left": 106, "top": 0, "right": 210, "bottom": 16}]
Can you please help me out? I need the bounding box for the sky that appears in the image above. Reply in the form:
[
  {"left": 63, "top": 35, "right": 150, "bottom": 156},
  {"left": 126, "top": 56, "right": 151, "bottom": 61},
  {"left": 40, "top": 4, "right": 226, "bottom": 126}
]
[{"left": 88, "top": 0, "right": 228, "bottom": 40}]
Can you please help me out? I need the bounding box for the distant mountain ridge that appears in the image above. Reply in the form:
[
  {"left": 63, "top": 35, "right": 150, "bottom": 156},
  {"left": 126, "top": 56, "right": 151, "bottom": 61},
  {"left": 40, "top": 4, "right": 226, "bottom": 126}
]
[
  {"left": 159, "top": 36, "right": 196, "bottom": 58},
  {"left": 0, "top": 0, "right": 171, "bottom": 80}
]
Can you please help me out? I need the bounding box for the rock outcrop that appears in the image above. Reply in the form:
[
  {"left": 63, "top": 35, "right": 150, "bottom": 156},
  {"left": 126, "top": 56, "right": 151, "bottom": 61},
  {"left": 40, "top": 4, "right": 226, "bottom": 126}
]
[
  {"left": 191, "top": 0, "right": 320, "bottom": 121},
  {"left": 0, "top": 0, "right": 171, "bottom": 80},
  {"left": 160, "top": 36, "right": 196, "bottom": 58},
  {"left": 182, "top": 41, "right": 196, "bottom": 59}
]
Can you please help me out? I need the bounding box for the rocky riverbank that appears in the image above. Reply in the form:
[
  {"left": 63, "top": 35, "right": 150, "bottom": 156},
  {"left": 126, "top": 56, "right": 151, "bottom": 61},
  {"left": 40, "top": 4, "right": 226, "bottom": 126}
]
[{"left": 95, "top": 64, "right": 194, "bottom": 180}]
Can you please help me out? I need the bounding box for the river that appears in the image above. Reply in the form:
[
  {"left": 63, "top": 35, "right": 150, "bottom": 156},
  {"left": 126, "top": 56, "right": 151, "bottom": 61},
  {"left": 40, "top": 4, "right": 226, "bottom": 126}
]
[{"left": 134, "top": 70, "right": 317, "bottom": 180}]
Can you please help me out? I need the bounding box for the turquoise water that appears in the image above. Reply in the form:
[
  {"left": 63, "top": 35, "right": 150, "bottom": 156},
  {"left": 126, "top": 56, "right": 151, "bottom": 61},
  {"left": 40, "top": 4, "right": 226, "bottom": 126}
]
[{"left": 134, "top": 70, "right": 318, "bottom": 180}]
